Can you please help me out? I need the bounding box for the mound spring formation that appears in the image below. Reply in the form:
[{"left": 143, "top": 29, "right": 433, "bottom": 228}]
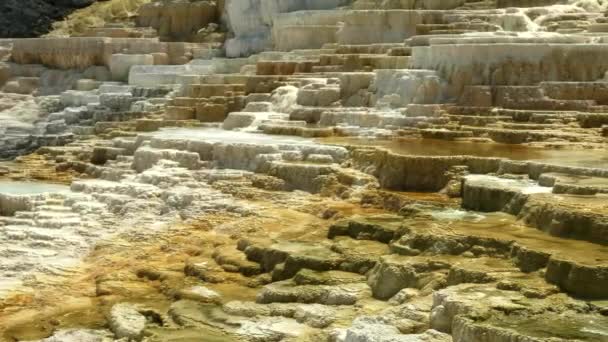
[{"left": 1, "top": 0, "right": 608, "bottom": 341}]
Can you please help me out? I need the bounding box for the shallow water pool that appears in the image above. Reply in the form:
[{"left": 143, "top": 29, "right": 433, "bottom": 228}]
[
  {"left": 320, "top": 137, "right": 608, "bottom": 169},
  {"left": 0, "top": 181, "right": 70, "bottom": 194}
]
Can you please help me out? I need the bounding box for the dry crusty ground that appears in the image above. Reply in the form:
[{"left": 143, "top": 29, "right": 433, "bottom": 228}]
[
  {"left": 46, "top": 0, "right": 152, "bottom": 37},
  {"left": 0, "top": 179, "right": 395, "bottom": 340},
  {"left": 0, "top": 154, "right": 77, "bottom": 185},
  {"left": 0, "top": 215, "right": 230, "bottom": 340}
]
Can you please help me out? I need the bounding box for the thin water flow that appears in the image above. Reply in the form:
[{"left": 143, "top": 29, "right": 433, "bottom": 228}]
[{"left": 150, "top": 127, "right": 314, "bottom": 145}]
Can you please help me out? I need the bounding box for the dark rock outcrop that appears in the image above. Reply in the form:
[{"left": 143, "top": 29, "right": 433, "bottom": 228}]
[{"left": 0, "top": 0, "right": 97, "bottom": 38}]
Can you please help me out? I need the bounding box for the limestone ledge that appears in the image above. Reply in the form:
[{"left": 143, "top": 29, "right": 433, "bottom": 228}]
[
  {"left": 0, "top": 192, "right": 34, "bottom": 215},
  {"left": 411, "top": 40, "right": 608, "bottom": 100},
  {"left": 222, "top": 0, "right": 350, "bottom": 57},
  {"left": 11, "top": 37, "right": 205, "bottom": 70},
  {"left": 353, "top": 148, "right": 608, "bottom": 192}
]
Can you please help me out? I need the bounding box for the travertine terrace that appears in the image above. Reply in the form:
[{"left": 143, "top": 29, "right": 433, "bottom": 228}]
[{"left": 1, "top": 0, "right": 608, "bottom": 341}]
